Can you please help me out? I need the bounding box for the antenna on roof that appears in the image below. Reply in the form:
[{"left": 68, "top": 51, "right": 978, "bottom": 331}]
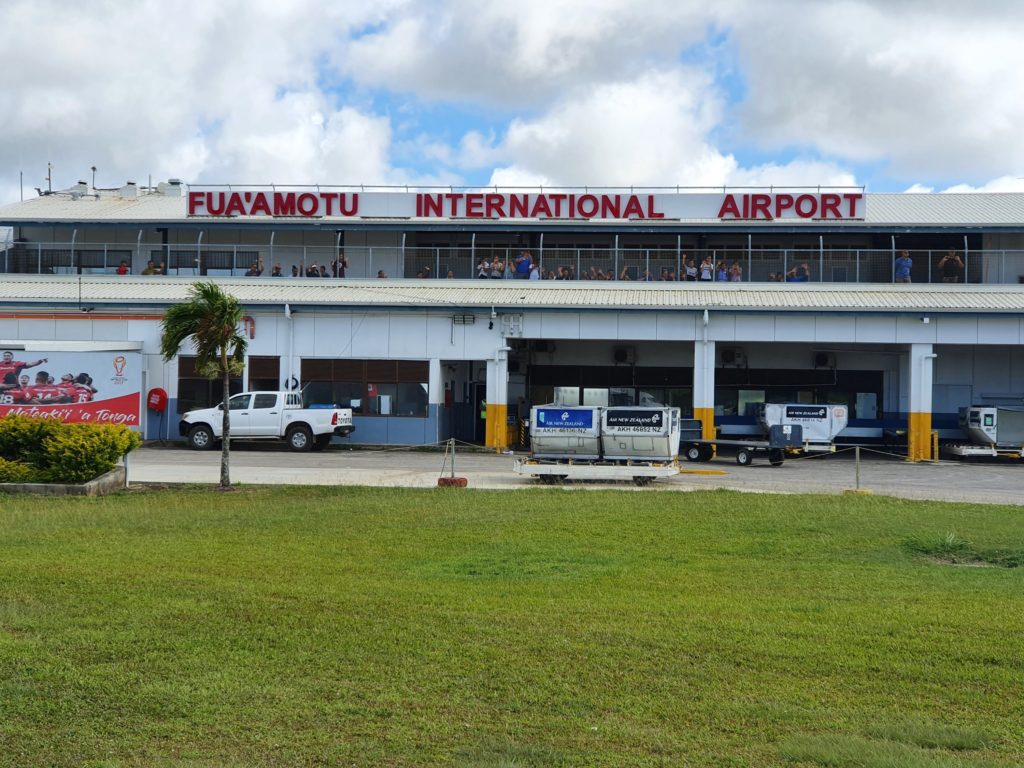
[{"left": 47, "top": 162, "right": 52, "bottom": 193}]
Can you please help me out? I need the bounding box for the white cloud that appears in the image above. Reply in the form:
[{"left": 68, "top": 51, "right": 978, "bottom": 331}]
[
  {"left": 940, "top": 176, "right": 1024, "bottom": 193},
  {"left": 726, "top": 160, "right": 859, "bottom": 189},
  {"left": 338, "top": 0, "right": 714, "bottom": 107},
  {"left": 0, "top": 0, "right": 397, "bottom": 192},
  {"left": 480, "top": 69, "right": 858, "bottom": 190},
  {"left": 729, "top": 1, "right": 1024, "bottom": 182},
  {"left": 456, "top": 131, "right": 502, "bottom": 170},
  {"left": 201, "top": 94, "right": 395, "bottom": 184},
  {"left": 487, "top": 68, "right": 733, "bottom": 186},
  {"left": 487, "top": 166, "right": 552, "bottom": 189},
  {"left": 0, "top": 0, "right": 1021, "bottom": 204}
]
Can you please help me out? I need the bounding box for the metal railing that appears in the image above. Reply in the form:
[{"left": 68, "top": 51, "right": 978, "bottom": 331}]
[{"left": 1, "top": 239, "right": 1021, "bottom": 284}]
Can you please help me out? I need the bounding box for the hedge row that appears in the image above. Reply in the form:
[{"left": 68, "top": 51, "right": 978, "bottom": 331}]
[{"left": 0, "top": 415, "right": 141, "bottom": 484}]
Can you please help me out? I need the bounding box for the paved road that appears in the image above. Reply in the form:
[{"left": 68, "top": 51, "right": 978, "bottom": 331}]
[{"left": 126, "top": 444, "right": 1024, "bottom": 506}]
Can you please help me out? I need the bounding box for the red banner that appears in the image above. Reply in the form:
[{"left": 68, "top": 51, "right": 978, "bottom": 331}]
[{"left": 0, "top": 393, "right": 141, "bottom": 426}]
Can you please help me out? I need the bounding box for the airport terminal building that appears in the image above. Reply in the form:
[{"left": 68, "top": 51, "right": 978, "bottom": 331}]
[{"left": 1, "top": 181, "right": 1023, "bottom": 460}]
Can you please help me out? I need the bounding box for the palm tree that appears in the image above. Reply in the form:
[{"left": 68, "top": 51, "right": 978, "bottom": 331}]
[{"left": 160, "top": 282, "right": 247, "bottom": 489}]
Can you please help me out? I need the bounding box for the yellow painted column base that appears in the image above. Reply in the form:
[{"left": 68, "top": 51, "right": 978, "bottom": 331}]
[
  {"left": 694, "top": 406, "right": 716, "bottom": 457},
  {"left": 907, "top": 411, "right": 933, "bottom": 461},
  {"left": 486, "top": 403, "right": 508, "bottom": 451},
  {"left": 505, "top": 424, "right": 518, "bottom": 451},
  {"left": 694, "top": 407, "right": 716, "bottom": 441}
]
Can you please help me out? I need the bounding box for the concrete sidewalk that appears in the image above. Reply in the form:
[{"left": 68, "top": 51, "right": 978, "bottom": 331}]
[{"left": 125, "top": 445, "right": 1024, "bottom": 505}]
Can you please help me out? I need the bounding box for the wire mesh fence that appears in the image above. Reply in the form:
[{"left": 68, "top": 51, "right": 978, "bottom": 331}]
[{"left": 1, "top": 239, "right": 1020, "bottom": 284}]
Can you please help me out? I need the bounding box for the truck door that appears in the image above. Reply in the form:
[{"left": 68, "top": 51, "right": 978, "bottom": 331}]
[
  {"left": 226, "top": 393, "right": 253, "bottom": 436},
  {"left": 248, "top": 393, "right": 282, "bottom": 436}
]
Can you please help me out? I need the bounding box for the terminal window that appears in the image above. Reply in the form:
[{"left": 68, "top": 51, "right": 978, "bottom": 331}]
[
  {"left": 301, "top": 358, "right": 429, "bottom": 418},
  {"left": 176, "top": 355, "right": 244, "bottom": 413}
]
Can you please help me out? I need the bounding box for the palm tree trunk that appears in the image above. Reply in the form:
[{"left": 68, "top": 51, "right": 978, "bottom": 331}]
[{"left": 220, "top": 348, "right": 231, "bottom": 489}]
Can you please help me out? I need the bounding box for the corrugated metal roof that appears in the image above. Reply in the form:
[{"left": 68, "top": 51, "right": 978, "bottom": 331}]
[
  {"left": 0, "top": 194, "right": 185, "bottom": 222},
  {"left": 866, "top": 193, "right": 1024, "bottom": 226},
  {"left": 1, "top": 275, "right": 1022, "bottom": 314},
  {"left": 2, "top": 190, "right": 1024, "bottom": 227}
]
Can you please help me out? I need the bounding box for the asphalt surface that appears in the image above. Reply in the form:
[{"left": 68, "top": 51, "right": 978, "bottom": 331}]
[{"left": 126, "top": 443, "right": 1024, "bottom": 505}]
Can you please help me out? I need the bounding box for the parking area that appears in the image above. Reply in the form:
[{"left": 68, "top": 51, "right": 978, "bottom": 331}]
[{"left": 126, "top": 444, "right": 1024, "bottom": 505}]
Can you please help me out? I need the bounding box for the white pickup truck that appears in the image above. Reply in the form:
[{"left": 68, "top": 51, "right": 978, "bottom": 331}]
[{"left": 179, "top": 391, "right": 354, "bottom": 451}]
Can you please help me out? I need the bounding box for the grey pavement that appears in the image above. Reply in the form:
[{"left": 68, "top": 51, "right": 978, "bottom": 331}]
[{"left": 126, "top": 444, "right": 1024, "bottom": 506}]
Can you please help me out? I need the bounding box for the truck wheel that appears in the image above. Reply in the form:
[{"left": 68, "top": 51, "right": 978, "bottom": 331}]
[
  {"left": 287, "top": 425, "right": 314, "bottom": 452},
  {"left": 699, "top": 444, "right": 714, "bottom": 462},
  {"left": 187, "top": 425, "right": 216, "bottom": 451},
  {"left": 768, "top": 449, "right": 785, "bottom": 466},
  {"left": 685, "top": 445, "right": 702, "bottom": 462},
  {"left": 736, "top": 449, "right": 753, "bottom": 466}
]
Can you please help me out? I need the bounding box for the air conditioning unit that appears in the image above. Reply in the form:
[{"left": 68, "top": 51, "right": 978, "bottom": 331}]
[
  {"left": 813, "top": 351, "right": 836, "bottom": 369},
  {"left": 720, "top": 347, "right": 746, "bottom": 367},
  {"left": 612, "top": 346, "right": 636, "bottom": 365}
]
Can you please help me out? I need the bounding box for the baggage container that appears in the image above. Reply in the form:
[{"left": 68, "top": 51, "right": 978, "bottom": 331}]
[
  {"left": 601, "top": 407, "right": 681, "bottom": 461},
  {"left": 959, "top": 406, "right": 1024, "bottom": 448},
  {"left": 758, "top": 403, "right": 848, "bottom": 449},
  {"left": 529, "top": 405, "right": 602, "bottom": 459}
]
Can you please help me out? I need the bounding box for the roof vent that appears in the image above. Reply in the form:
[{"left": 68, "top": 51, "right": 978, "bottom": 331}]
[
  {"left": 156, "top": 180, "right": 183, "bottom": 197},
  {"left": 120, "top": 182, "right": 138, "bottom": 198}
]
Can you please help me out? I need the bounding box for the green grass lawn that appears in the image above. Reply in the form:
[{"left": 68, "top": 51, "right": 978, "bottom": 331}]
[{"left": 0, "top": 487, "right": 1021, "bottom": 767}]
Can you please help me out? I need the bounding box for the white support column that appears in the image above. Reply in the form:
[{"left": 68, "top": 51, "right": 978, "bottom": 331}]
[
  {"left": 693, "top": 338, "right": 716, "bottom": 440},
  {"left": 428, "top": 358, "right": 443, "bottom": 444},
  {"left": 908, "top": 343, "right": 936, "bottom": 461},
  {"left": 428, "top": 358, "right": 443, "bottom": 405},
  {"left": 485, "top": 354, "right": 509, "bottom": 450}
]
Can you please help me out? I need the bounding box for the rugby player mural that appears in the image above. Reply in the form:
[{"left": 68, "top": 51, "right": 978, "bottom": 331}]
[{"left": 0, "top": 350, "right": 141, "bottom": 426}]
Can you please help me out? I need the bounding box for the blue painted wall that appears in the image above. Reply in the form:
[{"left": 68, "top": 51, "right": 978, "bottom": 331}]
[{"left": 161, "top": 401, "right": 456, "bottom": 447}]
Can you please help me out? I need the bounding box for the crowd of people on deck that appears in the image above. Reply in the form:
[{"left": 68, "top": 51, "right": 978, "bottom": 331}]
[
  {"left": 464, "top": 251, "right": 751, "bottom": 282},
  {"left": 110, "top": 247, "right": 968, "bottom": 284}
]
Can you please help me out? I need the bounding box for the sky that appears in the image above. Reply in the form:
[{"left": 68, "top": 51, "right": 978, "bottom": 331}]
[{"left": 1, "top": 0, "right": 1023, "bottom": 206}]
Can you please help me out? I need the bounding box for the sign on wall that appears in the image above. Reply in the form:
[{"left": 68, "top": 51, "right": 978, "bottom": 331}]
[
  {"left": 784, "top": 405, "right": 829, "bottom": 420},
  {"left": 0, "top": 350, "right": 142, "bottom": 427},
  {"left": 605, "top": 409, "right": 665, "bottom": 432},
  {"left": 535, "top": 408, "right": 595, "bottom": 430},
  {"left": 186, "top": 188, "right": 866, "bottom": 222}
]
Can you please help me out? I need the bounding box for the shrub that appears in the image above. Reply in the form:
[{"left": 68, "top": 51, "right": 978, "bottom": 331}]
[
  {"left": 41, "top": 424, "right": 141, "bottom": 484},
  {"left": 0, "top": 457, "right": 41, "bottom": 483},
  {"left": 0, "top": 414, "right": 64, "bottom": 465},
  {"left": 0, "top": 416, "right": 141, "bottom": 484}
]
